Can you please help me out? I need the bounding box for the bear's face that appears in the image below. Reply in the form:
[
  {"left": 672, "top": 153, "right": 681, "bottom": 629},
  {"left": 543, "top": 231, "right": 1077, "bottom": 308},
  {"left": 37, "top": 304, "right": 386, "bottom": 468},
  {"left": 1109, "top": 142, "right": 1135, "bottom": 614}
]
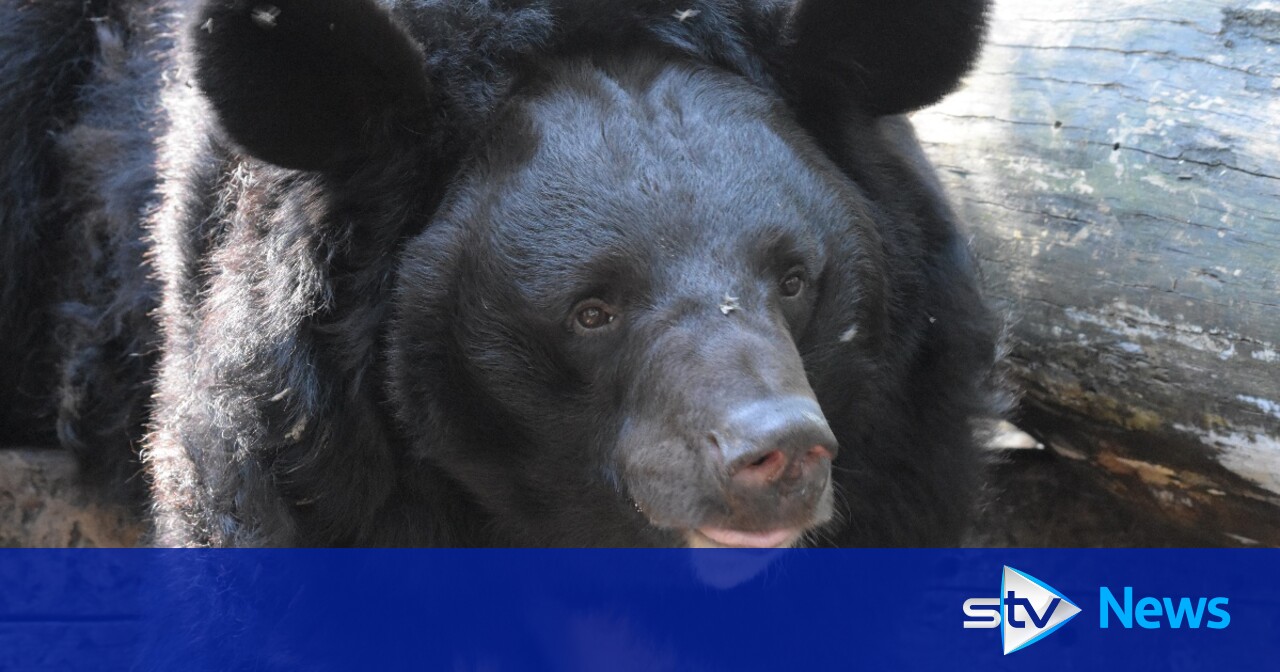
[
  {"left": 391, "top": 57, "right": 885, "bottom": 547},
  {"left": 188, "top": 0, "right": 993, "bottom": 547}
]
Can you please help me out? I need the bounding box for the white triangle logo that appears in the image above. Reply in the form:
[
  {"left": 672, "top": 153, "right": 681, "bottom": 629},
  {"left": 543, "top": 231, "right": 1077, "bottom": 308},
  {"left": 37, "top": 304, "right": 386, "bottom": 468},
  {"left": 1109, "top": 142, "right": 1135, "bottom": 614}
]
[{"left": 1001, "top": 566, "right": 1081, "bottom": 655}]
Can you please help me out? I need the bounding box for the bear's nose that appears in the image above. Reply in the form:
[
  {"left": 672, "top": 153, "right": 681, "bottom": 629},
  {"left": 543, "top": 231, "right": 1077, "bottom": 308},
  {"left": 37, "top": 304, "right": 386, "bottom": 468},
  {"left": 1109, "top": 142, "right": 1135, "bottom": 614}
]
[{"left": 716, "top": 397, "right": 838, "bottom": 490}]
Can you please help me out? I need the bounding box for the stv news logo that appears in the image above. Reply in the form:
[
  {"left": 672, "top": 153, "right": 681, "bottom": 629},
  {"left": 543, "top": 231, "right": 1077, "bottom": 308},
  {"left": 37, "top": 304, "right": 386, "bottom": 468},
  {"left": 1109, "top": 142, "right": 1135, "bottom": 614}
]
[{"left": 963, "top": 566, "right": 1081, "bottom": 655}]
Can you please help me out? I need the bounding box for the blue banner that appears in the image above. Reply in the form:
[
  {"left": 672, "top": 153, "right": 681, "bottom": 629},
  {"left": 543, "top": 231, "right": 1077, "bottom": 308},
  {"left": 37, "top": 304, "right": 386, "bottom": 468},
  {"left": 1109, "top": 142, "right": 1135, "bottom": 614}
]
[{"left": 1, "top": 549, "right": 1276, "bottom": 670}]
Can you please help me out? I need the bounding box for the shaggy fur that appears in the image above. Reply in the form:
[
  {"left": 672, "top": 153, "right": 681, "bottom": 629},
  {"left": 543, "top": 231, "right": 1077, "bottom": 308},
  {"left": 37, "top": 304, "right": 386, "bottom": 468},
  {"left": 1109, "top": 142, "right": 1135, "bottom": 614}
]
[
  {"left": 0, "top": 0, "right": 172, "bottom": 496},
  {"left": 0, "top": 0, "right": 1002, "bottom": 547},
  {"left": 0, "top": 0, "right": 103, "bottom": 446}
]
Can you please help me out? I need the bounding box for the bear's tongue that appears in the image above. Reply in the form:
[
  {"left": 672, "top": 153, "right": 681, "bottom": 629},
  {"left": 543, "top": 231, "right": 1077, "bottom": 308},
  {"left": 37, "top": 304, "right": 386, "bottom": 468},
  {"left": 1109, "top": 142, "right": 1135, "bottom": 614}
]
[{"left": 694, "top": 527, "right": 797, "bottom": 548}]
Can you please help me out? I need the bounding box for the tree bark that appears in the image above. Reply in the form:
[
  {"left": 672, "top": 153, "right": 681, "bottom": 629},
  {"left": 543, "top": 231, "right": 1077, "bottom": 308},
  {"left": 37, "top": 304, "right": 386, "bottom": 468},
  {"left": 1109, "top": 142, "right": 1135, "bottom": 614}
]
[{"left": 914, "top": 0, "right": 1280, "bottom": 505}]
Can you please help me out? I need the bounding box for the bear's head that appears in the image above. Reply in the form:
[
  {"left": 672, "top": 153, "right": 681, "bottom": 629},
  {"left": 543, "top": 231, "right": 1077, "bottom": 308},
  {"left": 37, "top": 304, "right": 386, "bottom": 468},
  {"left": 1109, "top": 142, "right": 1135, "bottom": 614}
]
[{"left": 191, "top": 0, "right": 990, "bottom": 546}]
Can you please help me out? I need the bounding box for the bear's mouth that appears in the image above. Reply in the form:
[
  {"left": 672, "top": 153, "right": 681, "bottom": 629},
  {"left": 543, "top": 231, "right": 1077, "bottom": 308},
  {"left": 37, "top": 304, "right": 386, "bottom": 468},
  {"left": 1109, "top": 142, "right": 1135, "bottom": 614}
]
[
  {"left": 629, "top": 497, "right": 814, "bottom": 548},
  {"left": 632, "top": 486, "right": 839, "bottom": 550},
  {"left": 686, "top": 527, "right": 802, "bottom": 549}
]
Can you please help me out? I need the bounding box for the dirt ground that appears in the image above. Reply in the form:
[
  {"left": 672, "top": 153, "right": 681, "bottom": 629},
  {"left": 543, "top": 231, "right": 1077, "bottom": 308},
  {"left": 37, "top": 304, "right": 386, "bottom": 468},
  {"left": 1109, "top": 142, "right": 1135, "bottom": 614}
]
[{"left": 0, "top": 449, "right": 144, "bottom": 547}]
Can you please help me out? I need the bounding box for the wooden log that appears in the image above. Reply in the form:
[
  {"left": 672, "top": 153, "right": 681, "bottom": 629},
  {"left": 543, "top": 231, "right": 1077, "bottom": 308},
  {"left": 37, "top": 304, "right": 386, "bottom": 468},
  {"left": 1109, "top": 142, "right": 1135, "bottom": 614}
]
[{"left": 913, "top": 0, "right": 1280, "bottom": 500}]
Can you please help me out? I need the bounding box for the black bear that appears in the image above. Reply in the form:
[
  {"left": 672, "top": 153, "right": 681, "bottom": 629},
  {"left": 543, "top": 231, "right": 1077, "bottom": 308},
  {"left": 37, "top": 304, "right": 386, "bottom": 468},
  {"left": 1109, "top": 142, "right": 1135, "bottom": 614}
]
[{"left": 0, "top": 0, "right": 1004, "bottom": 547}]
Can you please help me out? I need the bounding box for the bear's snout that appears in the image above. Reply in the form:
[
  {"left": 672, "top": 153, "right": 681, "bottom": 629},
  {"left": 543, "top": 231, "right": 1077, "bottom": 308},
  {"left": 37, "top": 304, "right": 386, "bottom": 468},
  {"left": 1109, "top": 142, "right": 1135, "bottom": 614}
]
[
  {"left": 716, "top": 396, "right": 837, "bottom": 492},
  {"left": 617, "top": 313, "right": 844, "bottom": 547},
  {"left": 692, "top": 396, "right": 838, "bottom": 545}
]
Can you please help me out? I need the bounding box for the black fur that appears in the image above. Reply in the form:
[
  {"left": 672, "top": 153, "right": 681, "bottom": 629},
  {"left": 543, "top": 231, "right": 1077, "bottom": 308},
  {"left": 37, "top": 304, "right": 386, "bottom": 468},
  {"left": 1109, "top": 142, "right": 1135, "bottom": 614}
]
[
  {"left": 194, "top": 0, "right": 434, "bottom": 170},
  {"left": 0, "top": 0, "right": 1002, "bottom": 547},
  {"left": 0, "top": 0, "right": 103, "bottom": 447},
  {"left": 0, "top": 0, "right": 170, "bottom": 496},
  {"left": 786, "top": 0, "right": 990, "bottom": 115}
]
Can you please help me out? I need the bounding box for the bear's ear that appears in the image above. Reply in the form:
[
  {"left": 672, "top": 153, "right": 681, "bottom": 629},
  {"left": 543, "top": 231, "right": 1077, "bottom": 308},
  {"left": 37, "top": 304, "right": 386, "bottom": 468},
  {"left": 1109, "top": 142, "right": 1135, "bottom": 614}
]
[
  {"left": 786, "top": 0, "right": 989, "bottom": 116},
  {"left": 192, "top": 0, "right": 432, "bottom": 171}
]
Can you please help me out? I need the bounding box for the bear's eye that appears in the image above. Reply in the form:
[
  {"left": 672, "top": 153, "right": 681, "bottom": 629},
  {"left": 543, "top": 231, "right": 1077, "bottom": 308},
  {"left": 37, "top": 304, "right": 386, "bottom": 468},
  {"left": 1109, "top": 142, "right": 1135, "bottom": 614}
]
[
  {"left": 571, "top": 299, "right": 617, "bottom": 334},
  {"left": 780, "top": 271, "right": 806, "bottom": 298}
]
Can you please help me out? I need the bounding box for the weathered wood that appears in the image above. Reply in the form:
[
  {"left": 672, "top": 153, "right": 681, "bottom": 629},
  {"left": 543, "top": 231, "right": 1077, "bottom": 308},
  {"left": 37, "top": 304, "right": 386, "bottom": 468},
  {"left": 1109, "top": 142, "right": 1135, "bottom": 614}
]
[{"left": 913, "top": 0, "right": 1280, "bottom": 499}]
